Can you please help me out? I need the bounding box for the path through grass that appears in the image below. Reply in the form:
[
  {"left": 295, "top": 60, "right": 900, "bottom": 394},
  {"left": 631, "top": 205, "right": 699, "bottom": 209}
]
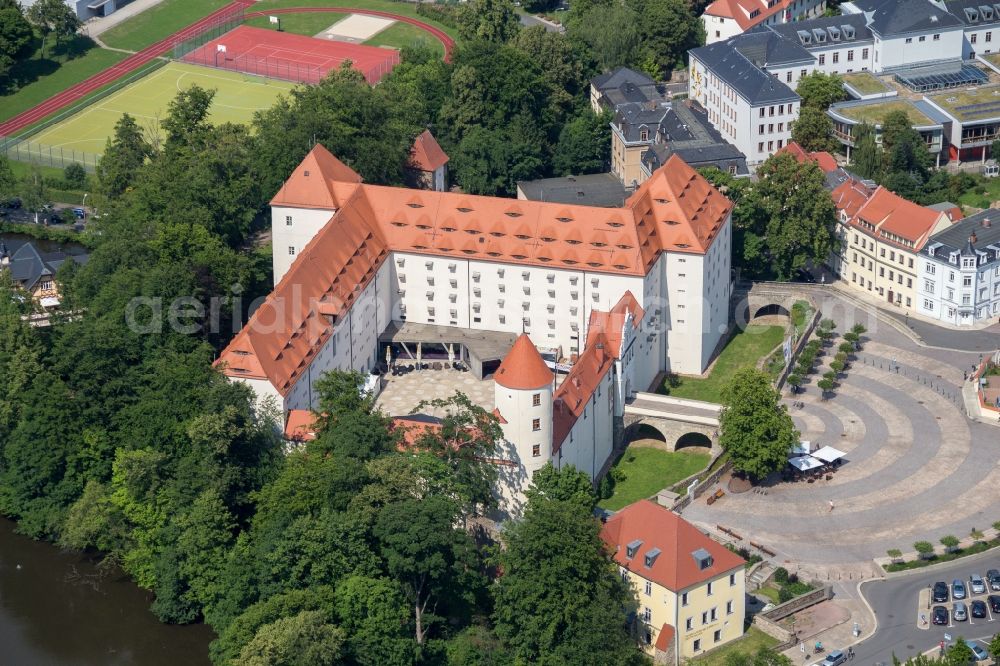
[
  {"left": 598, "top": 443, "right": 711, "bottom": 511},
  {"left": 660, "top": 325, "right": 784, "bottom": 403}
]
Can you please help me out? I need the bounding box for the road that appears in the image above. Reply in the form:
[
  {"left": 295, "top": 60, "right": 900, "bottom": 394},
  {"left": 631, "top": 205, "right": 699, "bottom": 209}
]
[{"left": 857, "top": 554, "right": 1000, "bottom": 663}]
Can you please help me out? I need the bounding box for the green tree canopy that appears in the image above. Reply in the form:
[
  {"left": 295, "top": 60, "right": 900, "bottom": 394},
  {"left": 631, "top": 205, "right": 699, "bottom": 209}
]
[
  {"left": 25, "top": 0, "right": 79, "bottom": 55},
  {"left": 237, "top": 610, "right": 345, "bottom": 666},
  {"left": 458, "top": 0, "right": 521, "bottom": 43},
  {"left": 720, "top": 367, "right": 798, "bottom": 481},
  {"left": 791, "top": 106, "right": 838, "bottom": 153},
  {"left": 795, "top": 72, "right": 845, "bottom": 110},
  {"left": 851, "top": 122, "right": 881, "bottom": 180},
  {"left": 0, "top": 0, "right": 34, "bottom": 79},
  {"left": 553, "top": 109, "right": 612, "bottom": 176},
  {"left": 97, "top": 113, "right": 153, "bottom": 199}
]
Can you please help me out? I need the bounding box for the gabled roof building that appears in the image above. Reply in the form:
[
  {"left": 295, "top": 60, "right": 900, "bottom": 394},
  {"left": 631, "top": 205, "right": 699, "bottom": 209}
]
[{"left": 218, "top": 144, "right": 734, "bottom": 518}]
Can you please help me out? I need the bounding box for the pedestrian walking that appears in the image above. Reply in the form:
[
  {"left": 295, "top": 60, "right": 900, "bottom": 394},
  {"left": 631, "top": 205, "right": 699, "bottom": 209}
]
[
  {"left": 829, "top": 499, "right": 834, "bottom": 512},
  {"left": 848, "top": 647, "right": 854, "bottom": 660}
]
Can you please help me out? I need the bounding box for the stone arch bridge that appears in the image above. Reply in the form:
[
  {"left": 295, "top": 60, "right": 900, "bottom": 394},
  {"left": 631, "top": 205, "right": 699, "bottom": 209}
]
[
  {"left": 622, "top": 393, "right": 722, "bottom": 453},
  {"left": 735, "top": 281, "right": 822, "bottom": 325}
]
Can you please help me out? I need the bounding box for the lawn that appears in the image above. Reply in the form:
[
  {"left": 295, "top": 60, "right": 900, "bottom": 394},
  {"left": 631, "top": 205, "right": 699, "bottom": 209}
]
[
  {"left": 365, "top": 22, "right": 446, "bottom": 57},
  {"left": 689, "top": 627, "right": 779, "bottom": 666},
  {"left": 598, "top": 444, "right": 711, "bottom": 511},
  {"left": 254, "top": 0, "right": 459, "bottom": 38},
  {"left": 244, "top": 12, "right": 348, "bottom": 36},
  {"left": 100, "top": 0, "right": 233, "bottom": 51},
  {"left": 927, "top": 84, "right": 1000, "bottom": 122},
  {"left": 836, "top": 100, "right": 934, "bottom": 127},
  {"left": 660, "top": 325, "right": 785, "bottom": 403},
  {"left": 27, "top": 63, "right": 295, "bottom": 156},
  {"left": 0, "top": 44, "right": 128, "bottom": 125},
  {"left": 957, "top": 174, "right": 1000, "bottom": 208},
  {"left": 7, "top": 161, "right": 90, "bottom": 205},
  {"left": 841, "top": 72, "right": 889, "bottom": 96}
]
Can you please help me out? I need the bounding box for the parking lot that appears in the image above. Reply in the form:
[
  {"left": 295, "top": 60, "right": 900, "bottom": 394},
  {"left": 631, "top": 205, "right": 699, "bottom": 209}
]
[{"left": 924, "top": 572, "right": 1000, "bottom": 631}]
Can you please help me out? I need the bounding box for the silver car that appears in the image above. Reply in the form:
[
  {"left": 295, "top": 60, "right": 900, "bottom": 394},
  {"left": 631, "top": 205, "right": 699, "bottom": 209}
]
[
  {"left": 954, "top": 601, "right": 968, "bottom": 622},
  {"left": 970, "top": 573, "right": 986, "bottom": 595},
  {"left": 953, "top": 579, "right": 967, "bottom": 600}
]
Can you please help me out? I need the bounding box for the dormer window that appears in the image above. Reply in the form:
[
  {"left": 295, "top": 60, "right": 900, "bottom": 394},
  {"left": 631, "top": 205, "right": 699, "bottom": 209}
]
[
  {"left": 644, "top": 548, "right": 661, "bottom": 568},
  {"left": 457, "top": 207, "right": 472, "bottom": 213},
  {"left": 640, "top": 128, "right": 649, "bottom": 141},
  {"left": 692, "top": 548, "right": 714, "bottom": 570},
  {"left": 556, "top": 216, "right": 573, "bottom": 223},
  {"left": 626, "top": 539, "right": 643, "bottom": 559},
  {"left": 407, "top": 202, "right": 424, "bottom": 209}
]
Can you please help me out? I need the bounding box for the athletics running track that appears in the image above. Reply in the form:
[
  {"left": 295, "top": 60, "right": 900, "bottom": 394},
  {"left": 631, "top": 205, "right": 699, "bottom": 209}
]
[{"left": 0, "top": 3, "right": 455, "bottom": 137}]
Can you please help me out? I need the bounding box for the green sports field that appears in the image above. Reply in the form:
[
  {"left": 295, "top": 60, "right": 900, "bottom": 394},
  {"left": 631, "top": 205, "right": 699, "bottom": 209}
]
[{"left": 28, "top": 62, "right": 296, "bottom": 155}]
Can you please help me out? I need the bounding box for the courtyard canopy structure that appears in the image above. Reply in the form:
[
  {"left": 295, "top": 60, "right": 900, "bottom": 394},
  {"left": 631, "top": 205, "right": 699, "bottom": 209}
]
[
  {"left": 811, "top": 445, "right": 846, "bottom": 463},
  {"left": 789, "top": 456, "right": 825, "bottom": 472},
  {"left": 378, "top": 321, "right": 516, "bottom": 379}
]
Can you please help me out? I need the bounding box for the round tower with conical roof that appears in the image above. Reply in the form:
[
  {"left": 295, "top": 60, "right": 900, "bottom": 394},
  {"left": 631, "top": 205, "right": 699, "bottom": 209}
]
[{"left": 494, "top": 334, "right": 554, "bottom": 487}]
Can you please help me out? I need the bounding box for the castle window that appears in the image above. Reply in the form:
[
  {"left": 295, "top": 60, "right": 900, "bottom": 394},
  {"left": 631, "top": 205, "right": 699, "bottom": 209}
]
[
  {"left": 532, "top": 418, "right": 541, "bottom": 431},
  {"left": 532, "top": 444, "right": 540, "bottom": 456},
  {"left": 533, "top": 393, "right": 541, "bottom": 406}
]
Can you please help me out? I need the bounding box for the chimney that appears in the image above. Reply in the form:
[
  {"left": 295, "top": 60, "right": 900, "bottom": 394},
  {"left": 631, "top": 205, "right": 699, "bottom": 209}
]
[
  {"left": 983, "top": 217, "right": 992, "bottom": 228},
  {"left": 970, "top": 232, "right": 978, "bottom": 245}
]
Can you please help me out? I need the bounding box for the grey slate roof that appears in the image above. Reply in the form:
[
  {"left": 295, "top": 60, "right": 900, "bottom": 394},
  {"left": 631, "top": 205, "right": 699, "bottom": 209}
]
[
  {"left": 689, "top": 40, "right": 799, "bottom": 105},
  {"left": 591, "top": 67, "right": 669, "bottom": 110},
  {"left": 945, "top": 0, "right": 1000, "bottom": 26},
  {"left": 852, "top": 0, "right": 963, "bottom": 35},
  {"left": 763, "top": 13, "right": 874, "bottom": 46},
  {"left": 2, "top": 241, "right": 87, "bottom": 291},
  {"left": 640, "top": 101, "right": 749, "bottom": 176},
  {"left": 614, "top": 103, "right": 671, "bottom": 143},
  {"left": 591, "top": 67, "right": 656, "bottom": 92},
  {"left": 924, "top": 211, "right": 1000, "bottom": 263},
  {"left": 736, "top": 27, "right": 815, "bottom": 66},
  {"left": 516, "top": 173, "right": 629, "bottom": 208}
]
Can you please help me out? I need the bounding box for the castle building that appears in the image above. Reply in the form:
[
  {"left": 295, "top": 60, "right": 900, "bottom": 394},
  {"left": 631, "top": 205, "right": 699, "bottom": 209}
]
[{"left": 216, "top": 144, "right": 732, "bottom": 515}]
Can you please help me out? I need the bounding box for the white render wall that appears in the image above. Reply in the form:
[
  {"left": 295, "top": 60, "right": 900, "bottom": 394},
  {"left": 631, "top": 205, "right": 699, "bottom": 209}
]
[
  {"left": 271, "top": 206, "right": 337, "bottom": 285},
  {"left": 918, "top": 253, "right": 1000, "bottom": 325},
  {"left": 874, "top": 29, "right": 965, "bottom": 71},
  {"left": 703, "top": 14, "right": 743, "bottom": 44},
  {"left": 553, "top": 369, "right": 616, "bottom": 479}
]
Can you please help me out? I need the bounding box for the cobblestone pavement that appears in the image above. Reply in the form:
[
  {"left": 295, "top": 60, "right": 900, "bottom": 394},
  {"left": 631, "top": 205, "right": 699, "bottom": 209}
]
[
  {"left": 374, "top": 366, "right": 495, "bottom": 416},
  {"left": 683, "top": 315, "right": 995, "bottom": 571}
]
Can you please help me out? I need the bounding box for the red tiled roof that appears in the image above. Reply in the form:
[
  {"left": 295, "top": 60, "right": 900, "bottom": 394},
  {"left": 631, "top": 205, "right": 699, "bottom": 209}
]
[
  {"left": 410, "top": 129, "right": 449, "bottom": 172},
  {"left": 703, "top": 0, "right": 797, "bottom": 30},
  {"left": 654, "top": 624, "right": 675, "bottom": 652},
  {"left": 600, "top": 500, "right": 746, "bottom": 591},
  {"left": 586, "top": 291, "right": 645, "bottom": 357},
  {"left": 777, "top": 142, "right": 838, "bottom": 173},
  {"left": 391, "top": 415, "right": 442, "bottom": 448},
  {"left": 284, "top": 409, "right": 317, "bottom": 441},
  {"left": 831, "top": 177, "right": 873, "bottom": 220},
  {"left": 216, "top": 146, "right": 731, "bottom": 396},
  {"left": 855, "top": 186, "right": 947, "bottom": 250},
  {"left": 553, "top": 334, "right": 615, "bottom": 451},
  {"left": 494, "top": 334, "right": 554, "bottom": 391}
]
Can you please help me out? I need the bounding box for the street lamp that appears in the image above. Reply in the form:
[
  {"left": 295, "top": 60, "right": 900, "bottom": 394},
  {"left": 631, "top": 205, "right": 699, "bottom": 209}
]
[{"left": 82, "top": 193, "right": 88, "bottom": 223}]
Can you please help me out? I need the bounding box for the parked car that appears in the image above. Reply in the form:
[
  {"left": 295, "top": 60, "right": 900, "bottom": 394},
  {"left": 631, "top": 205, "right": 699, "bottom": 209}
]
[
  {"left": 987, "top": 569, "right": 1000, "bottom": 591},
  {"left": 989, "top": 595, "right": 1000, "bottom": 612},
  {"left": 933, "top": 605, "right": 949, "bottom": 625},
  {"left": 965, "top": 640, "right": 990, "bottom": 662},
  {"left": 970, "top": 573, "right": 986, "bottom": 594},
  {"left": 933, "top": 581, "right": 949, "bottom": 603},
  {"left": 971, "top": 599, "right": 987, "bottom": 618},
  {"left": 820, "top": 650, "right": 847, "bottom": 666},
  {"left": 72, "top": 207, "right": 85, "bottom": 220},
  {"left": 954, "top": 601, "right": 968, "bottom": 621},
  {"left": 953, "top": 579, "right": 967, "bottom": 599}
]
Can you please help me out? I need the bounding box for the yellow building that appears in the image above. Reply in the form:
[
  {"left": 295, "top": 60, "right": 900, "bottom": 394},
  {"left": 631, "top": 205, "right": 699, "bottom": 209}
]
[
  {"left": 601, "top": 500, "right": 746, "bottom": 664},
  {"left": 835, "top": 185, "right": 954, "bottom": 310}
]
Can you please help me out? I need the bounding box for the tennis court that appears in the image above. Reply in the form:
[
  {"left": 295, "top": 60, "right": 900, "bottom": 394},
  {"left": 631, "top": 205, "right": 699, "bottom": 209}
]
[
  {"left": 180, "top": 24, "right": 400, "bottom": 84},
  {"left": 28, "top": 62, "right": 296, "bottom": 155}
]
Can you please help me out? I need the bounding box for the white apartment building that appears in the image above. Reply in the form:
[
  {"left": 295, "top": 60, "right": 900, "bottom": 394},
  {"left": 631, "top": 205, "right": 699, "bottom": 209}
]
[
  {"left": 217, "top": 144, "right": 734, "bottom": 516},
  {"left": 919, "top": 211, "right": 1000, "bottom": 325}
]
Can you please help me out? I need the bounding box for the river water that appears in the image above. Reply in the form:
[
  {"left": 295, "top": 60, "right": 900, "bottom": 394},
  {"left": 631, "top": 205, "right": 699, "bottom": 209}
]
[
  {"left": 0, "top": 518, "right": 213, "bottom": 665},
  {"left": 0, "top": 232, "right": 89, "bottom": 258}
]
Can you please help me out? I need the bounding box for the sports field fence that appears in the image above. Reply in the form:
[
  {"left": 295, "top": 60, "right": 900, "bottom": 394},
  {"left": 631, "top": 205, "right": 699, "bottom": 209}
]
[
  {"left": 179, "top": 47, "right": 400, "bottom": 85},
  {"left": 0, "top": 136, "right": 102, "bottom": 172},
  {"left": 171, "top": 9, "right": 246, "bottom": 60}
]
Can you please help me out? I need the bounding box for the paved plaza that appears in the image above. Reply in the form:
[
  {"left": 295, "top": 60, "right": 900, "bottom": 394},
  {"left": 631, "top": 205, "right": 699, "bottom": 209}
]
[
  {"left": 374, "top": 365, "right": 496, "bottom": 417},
  {"left": 683, "top": 298, "right": 997, "bottom": 570}
]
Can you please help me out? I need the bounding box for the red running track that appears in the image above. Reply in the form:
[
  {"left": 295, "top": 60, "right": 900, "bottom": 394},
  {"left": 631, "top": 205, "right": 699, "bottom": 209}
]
[
  {"left": 0, "top": 0, "right": 254, "bottom": 137},
  {"left": 0, "top": 4, "right": 455, "bottom": 137}
]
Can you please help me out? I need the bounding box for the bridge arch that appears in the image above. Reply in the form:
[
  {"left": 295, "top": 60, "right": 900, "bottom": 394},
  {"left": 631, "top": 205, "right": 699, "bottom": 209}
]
[
  {"left": 752, "top": 303, "right": 790, "bottom": 319},
  {"left": 675, "top": 431, "right": 713, "bottom": 450}
]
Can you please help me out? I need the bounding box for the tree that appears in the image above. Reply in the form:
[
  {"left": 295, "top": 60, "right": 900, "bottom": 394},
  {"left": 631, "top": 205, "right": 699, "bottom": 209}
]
[
  {"left": 333, "top": 575, "right": 415, "bottom": 665},
  {"left": 791, "top": 106, "right": 837, "bottom": 153},
  {"left": 458, "top": 0, "right": 520, "bottom": 43},
  {"left": 492, "top": 492, "right": 641, "bottom": 664},
  {"left": 18, "top": 164, "right": 47, "bottom": 224},
  {"left": 816, "top": 378, "right": 835, "bottom": 399},
  {"left": 838, "top": 342, "right": 854, "bottom": 356},
  {"left": 787, "top": 373, "right": 802, "bottom": 394},
  {"left": 63, "top": 162, "right": 87, "bottom": 189},
  {"left": 989, "top": 633, "right": 1000, "bottom": 662},
  {"left": 0, "top": 154, "right": 16, "bottom": 201},
  {"left": 565, "top": 3, "right": 642, "bottom": 71},
  {"left": 886, "top": 548, "right": 902, "bottom": 562},
  {"left": 97, "top": 113, "right": 153, "bottom": 199},
  {"left": 628, "top": 0, "right": 704, "bottom": 77},
  {"left": 526, "top": 462, "right": 597, "bottom": 512},
  {"left": 992, "top": 137, "right": 1000, "bottom": 161},
  {"left": 732, "top": 153, "right": 837, "bottom": 280},
  {"left": 237, "top": 610, "right": 345, "bottom": 666},
  {"left": 26, "top": 0, "right": 80, "bottom": 56},
  {"left": 447, "top": 625, "right": 512, "bottom": 666},
  {"left": 796, "top": 72, "right": 845, "bottom": 110},
  {"left": 945, "top": 638, "right": 973, "bottom": 666},
  {"left": 552, "top": 109, "right": 612, "bottom": 176},
  {"left": 851, "top": 122, "right": 881, "bottom": 180},
  {"left": 719, "top": 367, "right": 798, "bottom": 482},
  {"left": 374, "top": 496, "right": 482, "bottom": 644},
  {"left": 0, "top": 0, "right": 34, "bottom": 79},
  {"left": 162, "top": 84, "right": 215, "bottom": 149},
  {"left": 913, "top": 540, "right": 934, "bottom": 559},
  {"left": 940, "top": 535, "right": 959, "bottom": 553}
]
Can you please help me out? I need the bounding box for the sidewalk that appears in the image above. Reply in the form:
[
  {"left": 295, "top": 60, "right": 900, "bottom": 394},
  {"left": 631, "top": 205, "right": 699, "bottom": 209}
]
[
  {"left": 82, "top": 0, "right": 168, "bottom": 39},
  {"left": 781, "top": 590, "right": 873, "bottom": 662}
]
